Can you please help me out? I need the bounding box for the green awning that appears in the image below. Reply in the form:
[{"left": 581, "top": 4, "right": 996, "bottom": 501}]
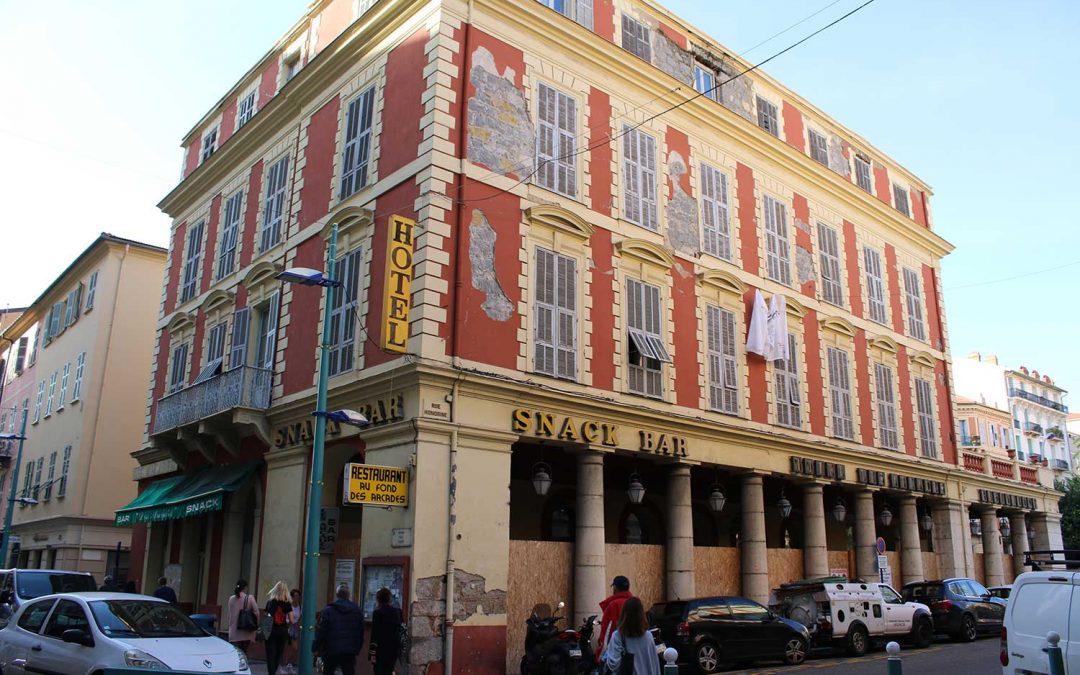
[{"left": 115, "top": 461, "right": 261, "bottom": 527}]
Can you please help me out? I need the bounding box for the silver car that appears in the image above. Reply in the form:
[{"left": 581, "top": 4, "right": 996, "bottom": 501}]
[{"left": 0, "top": 592, "right": 250, "bottom": 674}]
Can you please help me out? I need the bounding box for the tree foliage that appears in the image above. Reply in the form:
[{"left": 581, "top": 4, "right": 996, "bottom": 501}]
[{"left": 1058, "top": 475, "right": 1080, "bottom": 550}]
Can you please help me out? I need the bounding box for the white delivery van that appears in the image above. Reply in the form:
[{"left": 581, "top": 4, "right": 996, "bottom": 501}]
[{"left": 1001, "top": 570, "right": 1080, "bottom": 674}]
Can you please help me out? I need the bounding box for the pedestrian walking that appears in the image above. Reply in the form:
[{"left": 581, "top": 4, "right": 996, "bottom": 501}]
[
  {"left": 315, "top": 584, "right": 365, "bottom": 675},
  {"left": 263, "top": 581, "right": 293, "bottom": 675},
  {"left": 283, "top": 588, "right": 302, "bottom": 673},
  {"left": 370, "top": 587, "right": 403, "bottom": 675},
  {"left": 99, "top": 575, "right": 119, "bottom": 592},
  {"left": 152, "top": 577, "right": 178, "bottom": 605},
  {"left": 598, "top": 575, "right": 633, "bottom": 655},
  {"left": 600, "top": 597, "right": 660, "bottom": 675},
  {"left": 227, "top": 579, "right": 258, "bottom": 654}
]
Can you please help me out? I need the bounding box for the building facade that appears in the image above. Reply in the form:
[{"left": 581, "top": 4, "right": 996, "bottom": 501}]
[
  {"left": 133, "top": 1, "right": 1064, "bottom": 673},
  {"left": 0, "top": 234, "right": 166, "bottom": 578}
]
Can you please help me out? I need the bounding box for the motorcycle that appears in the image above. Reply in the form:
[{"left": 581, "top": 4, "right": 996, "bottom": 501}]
[{"left": 521, "top": 601, "right": 598, "bottom": 675}]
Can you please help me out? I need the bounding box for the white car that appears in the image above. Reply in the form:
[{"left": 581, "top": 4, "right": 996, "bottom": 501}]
[
  {"left": 1001, "top": 570, "right": 1079, "bottom": 674},
  {"left": 0, "top": 592, "right": 250, "bottom": 674}
]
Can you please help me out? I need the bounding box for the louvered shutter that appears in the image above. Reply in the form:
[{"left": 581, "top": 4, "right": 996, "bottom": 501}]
[
  {"left": 701, "top": 165, "right": 731, "bottom": 259},
  {"left": 640, "top": 131, "right": 657, "bottom": 230},
  {"left": 262, "top": 292, "right": 280, "bottom": 370},
  {"left": 536, "top": 84, "right": 558, "bottom": 192},
  {"left": 557, "top": 90, "right": 577, "bottom": 197},
  {"left": 575, "top": 0, "right": 593, "bottom": 29},
  {"left": 622, "top": 126, "right": 641, "bottom": 226},
  {"left": 555, "top": 253, "right": 576, "bottom": 378},
  {"left": 534, "top": 248, "right": 556, "bottom": 375},
  {"left": 787, "top": 335, "right": 800, "bottom": 405},
  {"left": 340, "top": 88, "right": 375, "bottom": 199},
  {"left": 864, "top": 247, "right": 886, "bottom": 323}
]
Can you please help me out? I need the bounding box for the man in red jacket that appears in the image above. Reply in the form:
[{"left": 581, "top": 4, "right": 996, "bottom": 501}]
[{"left": 597, "top": 575, "right": 633, "bottom": 656}]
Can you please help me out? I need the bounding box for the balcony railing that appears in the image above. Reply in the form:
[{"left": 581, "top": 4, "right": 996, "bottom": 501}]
[
  {"left": 962, "top": 452, "right": 986, "bottom": 473},
  {"left": 960, "top": 435, "right": 982, "bottom": 447},
  {"left": 990, "top": 459, "right": 1015, "bottom": 480},
  {"left": 1019, "top": 466, "right": 1039, "bottom": 484},
  {"left": 1046, "top": 427, "right": 1065, "bottom": 442},
  {"left": 1052, "top": 459, "right": 1071, "bottom": 471},
  {"left": 1010, "top": 387, "right": 1068, "bottom": 413},
  {"left": 153, "top": 366, "right": 272, "bottom": 435},
  {"left": 1023, "top": 421, "right": 1045, "bottom": 436}
]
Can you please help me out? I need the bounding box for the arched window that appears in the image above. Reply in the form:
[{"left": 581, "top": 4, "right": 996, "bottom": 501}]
[
  {"left": 624, "top": 513, "right": 645, "bottom": 545},
  {"left": 542, "top": 501, "right": 575, "bottom": 542}
]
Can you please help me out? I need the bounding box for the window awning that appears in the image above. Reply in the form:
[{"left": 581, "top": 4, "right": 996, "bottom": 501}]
[{"left": 115, "top": 461, "right": 261, "bottom": 527}]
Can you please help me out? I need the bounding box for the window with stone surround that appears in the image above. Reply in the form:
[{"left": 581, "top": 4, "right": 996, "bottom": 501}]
[
  {"left": 874, "top": 362, "right": 899, "bottom": 450},
  {"left": 809, "top": 129, "right": 829, "bottom": 165},
  {"left": 706, "top": 305, "right": 738, "bottom": 415},
  {"left": 763, "top": 195, "right": 792, "bottom": 286},
  {"left": 180, "top": 220, "right": 204, "bottom": 304},
  {"left": 854, "top": 153, "right": 872, "bottom": 193},
  {"left": 260, "top": 156, "right": 290, "bottom": 251},
  {"left": 863, "top": 245, "right": 887, "bottom": 325},
  {"left": 903, "top": 267, "right": 926, "bottom": 341},
  {"left": 817, "top": 222, "right": 843, "bottom": 307},
  {"left": 168, "top": 342, "right": 189, "bottom": 394},
  {"left": 237, "top": 91, "right": 256, "bottom": 129},
  {"left": 621, "top": 15, "right": 651, "bottom": 61},
  {"left": 339, "top": 87, "right": 376, "bottom": 200},
  {"left": 893, "top": 183, "right": 911, "bottom": 216},
  {"left": 700, "top": 164, "right": 731, "bottom": 260},
  {"left": 218, "top": 190, "right": 243, "bottom": 279},
  {"left": 774, "top": 334, "right": 801, "bottom": 428},
  {"left": 538, "top": 0, "right": 593, "bottom": 29},
  {"left": 230, "top": 308, "right": 251, "bottom": 370},
  {"left": 626, "top": 277, "right": 669, "bottom": 398},
  {"left": 915, "top": 377, "right": 938, "bottom": 458},
  {"left": 254, "top": 292, "right": 280, "bottom": 371},
  {"left": 621, "top": 126, "right": 658, "bottom": 231},
  {"left": 827, "top": 346, "right": 854, "bottom": 440},
  {"left": 756, "top": 96, "right": 779, "bottom": 137},
  {"left": 534, "top": 247, "right": 577, "bottom": 380},
  {"left": 535, "top": 83, "right": 578, "bottom": 198},
  {"left": 200, "top": 125, "right": 218, "bottom": 163},
  {"left": 329, "top": 247, "right": 363, "bottom": 377}
]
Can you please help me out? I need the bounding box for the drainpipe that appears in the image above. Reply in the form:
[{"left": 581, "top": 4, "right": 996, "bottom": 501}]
[{"left": 444, "top": 376, "right": 461, "bottom": 675}]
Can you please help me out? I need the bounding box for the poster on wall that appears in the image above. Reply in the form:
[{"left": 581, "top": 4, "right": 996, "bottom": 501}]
[
  {"left": 360, "top": 563, "right": 404, "bottom": 620},
  {"left": 320, "top": 507, "right": 339, "bottom": 554},
  {"left": 334, "top": 559, "right": 356, "bottom": 598}
]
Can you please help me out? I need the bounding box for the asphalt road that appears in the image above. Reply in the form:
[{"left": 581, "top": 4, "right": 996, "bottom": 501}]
[{"left": 717, "top": 637, "right": 1000, "bottom": 675}]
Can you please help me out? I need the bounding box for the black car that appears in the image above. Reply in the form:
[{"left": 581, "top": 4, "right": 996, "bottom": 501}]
[
  {"left": 650, "top": 596, "right": 811, "bottom": 673},
  {"left": 900, "top": 578, "right": 1006, "bottom": 642}
]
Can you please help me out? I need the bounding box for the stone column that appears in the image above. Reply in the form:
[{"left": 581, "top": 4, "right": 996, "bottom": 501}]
[
  {"left": 980, "top": 507, "right": 1006, "bottom": 587},
  {"left": 803, "top": 484, "right": 828, "bottom": 578},
  {"left": 854, "top": 490, "right": 877, "bottom": 581},
  {"left": 899, "top": 496, "right": 925, "bottom": 584},
  {"left": 1009, "top": 514, "right": 1029, "bottom": 580},
  {"left": 574, "top": 452, "right": 606, "bottom": 627},
  {"left": 960, "top": 504, "right": 977, "bottom": 578},
  {"left": 932, "top": 500, "right": 968, "bottom": 579},
  {"left": 741, "top": 474, "right": 769, "bottom": 604},
  {"left": 1031, "top": 512, "right": 1065, "bottom": 569},
  {"left": 666, "top": 465, "right": 694, "bottom": 600}
]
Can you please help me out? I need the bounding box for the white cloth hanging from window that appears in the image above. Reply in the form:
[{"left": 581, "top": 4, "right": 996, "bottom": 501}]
[
  {"left": 746, "top": 289, "right": 768, "bottom": 356},
  {"left": 765, "top": 293, "right": 790, "bottom": 362}
]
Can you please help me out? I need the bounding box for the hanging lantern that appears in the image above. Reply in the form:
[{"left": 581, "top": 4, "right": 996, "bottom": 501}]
[
  {"left": 708, "top": 485, "right": 726, "bottom": 513},
  {"left": 879, "top": 503, "right": 894, "bottom": 527},
  {"left": 627, "top": 473, "right": 646, "bottom": 505},
  {"left": 531, "top": 462, "right": 553, "bottom": 496},
  {"left": 832, "top": 498, "right": 847, "bottom": 523},
  {"left": 777, "top": 489, "right": 792, "bottom": 519},
  {"left": 1000, "top": 517, "right": 1012, "bottom": 539},
  {"left": 970, "top": 518, "right": 982, "bottom": 537},
  {"left": 920, "top": 510, "right": 934, "bottom": 532}
]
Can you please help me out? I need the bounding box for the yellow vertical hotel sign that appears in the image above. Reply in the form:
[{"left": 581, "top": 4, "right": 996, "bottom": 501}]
[{"left": 382, "top": 215, "right": 415, "bottom": 353}]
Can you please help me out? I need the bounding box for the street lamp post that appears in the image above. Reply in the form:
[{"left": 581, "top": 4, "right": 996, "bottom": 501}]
[{"left": 0, "top": 407, "right": 30, "bottom": 567}]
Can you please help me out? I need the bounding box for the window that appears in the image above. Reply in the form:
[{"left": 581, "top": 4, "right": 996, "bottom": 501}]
[
  {"left": 700, "top": 164, "right": 731, "bottom": 259},
  {"left": 915, "top": 377, "right": 937, "bottom": 457},
  {"left": 43, "top": 452, "right": 56, "bottom": 501},
  {"left": 218, "top": 191, "right": 243, "bottom": 279},
  {"left": 756, "top": 97, "right": 779, "bottom": 137},
  {"left": 31, "top": 458, "right": 43, "bottom": 500},
  {"left": 21, "top": 465, "right": 32, "bottom": 500},
  {"left": 71, "top": 352, "right": 85, "bottom": 402},
  {"left": 774, "top": 334, "right": 800, "bottom": 428},
  {"left": 16, "top": 599, "right": 55, "bottom": 632},
  {"left": 727, "top": 598, "right": 770, "bottom": 622},
  {"left": 45, "top": 300, "right": 64, "bottom": 343},
  {"left": 538, "top": 0, "right": 593, "bottom": 29},
  {"left": 63, "top": 286, "right": 82, "bottom": 327},
  {"left": 57, "top": 363, "right": 69, "bottom": 409},
  {"left": 706, "top": 306, "right": 738, "bottom": 415},
  {"left": 180, "top": 220, "right": 205, "bottom": 303},
  {"left": 763, "top": 196, "right": 792, "bottom": 285},
  {"left": 168, "top": 343, "right": 188, "bottom": 394},
  {"left": 621, "top": 15, "right": 651, "bottom": 61},
  {"left": 45, "top": 373, "right": 56, "bottom": 417},
  {"left": 200, "top": 126, "right": 218, "bottom": 163},
  {"left": 237, "top": 91, "right": 256, "bottom": 129},
  {"left": 991, "top": 424, "right": 999, "bottom": 447},
  {"left": 206, "top": 322, "right": 228, "bottom": 365},
  {"left": 58, "top": 446, "right": 71, "bottom": 498},
  {"left": 329, "top": 249, "right": 363, "bottom": 376},
  {"left": 28, "top": 330, "right": 38, "bottom": 366},
  {"left": 854, "top": 154, "right": 872, "bottom": 193},
  {"left": 817, "top": 223, "right": 843, "bottom": 306},
  {"left": 284, "top": 53, "right": 300, "bottom": 82},
  {"left": 230, "top": 308, "right": 251, "bottom": 369},
  {"left": 626, "top": 278, "right": 669, "bottom": 397},
  {"left": 874, "top": 363, "right": 899, "bottom": 450},
  {"left": 863, "top": 246, "right": 887, "bottom": 325},
  {"left": 535, "top": 84, "right": 577, "bottom": 198},
  {"left": 260, "top": 156, "right": 290, "bottom": 251},
  {"left": 534, "top": 248, "right": 577, "bottom": 380},
  {"left": 892, "top": 183, "right": 910, "bottom": 216},
  {"left": 809, "top": 129, "right": 829, "bottom": 165},
  {"left": 13, "top": 337, "right": 27, "bottom": 374},
  {"left": 43, "top": 600, "right": 89, "bottom": 639},
  {"left": 255, "top": 293, "right": 280, "bottom": 370},
  {"left": 33, "top": 381, "right": 44, "bottom": 423},
  {"left": 902, "top": 267, "right": 926, "bottom": 341},
  {"left": 827, "top": 347, "right": 854, "bottom": 440},
  {"left": 339, "top": 87, "right": 376, "bottom": 199},
  {"left": 694, "top": 65, "right": 719, "bottom": 101},
  {"left": 621, "top": 126, "right": 658, "bottom": 230}
]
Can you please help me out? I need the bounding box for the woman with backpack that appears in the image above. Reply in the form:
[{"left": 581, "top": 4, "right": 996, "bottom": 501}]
[
  {"left": 263, "top": 581, "right": 293, "bottom": 675},
  {"left": 601, "top": 597, "right": 660, "bottom": 675},
  {"left": 227, "top": 579, "right": 258, "bottom": 654},
  {"left": 370, "top": 587, "right": 404, "bottom": 675}
]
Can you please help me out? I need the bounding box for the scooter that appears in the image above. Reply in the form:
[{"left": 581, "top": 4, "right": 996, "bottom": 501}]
[{"left": 521, "top": 601, "right": 597, "bottom": 675}]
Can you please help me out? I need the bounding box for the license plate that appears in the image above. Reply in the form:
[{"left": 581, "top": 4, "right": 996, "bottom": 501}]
[{"left": 569, "top": 649, "right": 582, "bottom": 658}]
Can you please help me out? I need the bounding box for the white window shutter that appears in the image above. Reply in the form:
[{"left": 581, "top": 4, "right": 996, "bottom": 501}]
[{"left": 575, "top": 0, "right": 593, "bottom": 29}]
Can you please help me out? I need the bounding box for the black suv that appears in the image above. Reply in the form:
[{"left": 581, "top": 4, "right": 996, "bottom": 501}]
[
  {"left": 650, "top": 596, "right": 810, "bottom": 673},
  {"left": 901, "top": 578, "right": 1005, "bottom": 642}
]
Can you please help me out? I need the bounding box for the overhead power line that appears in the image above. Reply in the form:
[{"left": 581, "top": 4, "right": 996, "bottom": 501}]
[{"left": 947, "top": 259, "right": 1080, "bottom": 291}]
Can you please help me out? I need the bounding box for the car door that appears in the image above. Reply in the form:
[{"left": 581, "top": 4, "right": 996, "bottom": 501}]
[
  {"left": 0, "top": 599, "right": 56, "bottom": 675},
  {"left": 725, "top": 598, "right": 773, "bottom": 659},
  {"left": 1007, "top": 578, "right": 1073, "bottom": 674},
  {"left": 966, "top": 580, "right": 1004, "bottom": 629},
  {"left": 688, "top": 600, "right": 734, "bottom": 655},
  {"left": 879, "top": 585, "right": 912, "bottom": 635},
  {"left": 28, "top": 599, "right": 95, "bottom": 675}
]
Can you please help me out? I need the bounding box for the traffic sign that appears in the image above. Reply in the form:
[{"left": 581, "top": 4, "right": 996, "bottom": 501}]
[{"left": 876, "top": 537, "right": 887, "bottom": 554}]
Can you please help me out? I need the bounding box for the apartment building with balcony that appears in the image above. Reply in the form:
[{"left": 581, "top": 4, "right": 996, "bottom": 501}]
[
  {"left": 0, "top": 235, "right": 165, "bottom": 578},
  {"left": 133, "top": 0, "right": 1062, "bottom": 670}
]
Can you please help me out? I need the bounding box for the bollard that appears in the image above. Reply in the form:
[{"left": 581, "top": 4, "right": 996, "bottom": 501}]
[
  {"left": 663, "top": 647, "right": 679, "bottom": 675},
  {"left": 1047, "top": 631, "right": 1065, "bottom": 675},
  {"left": 886, "top": 641, "right": 902, "bottom": 675}
]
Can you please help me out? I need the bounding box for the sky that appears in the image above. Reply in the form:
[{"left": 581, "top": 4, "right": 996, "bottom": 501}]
[{"left": 1, "top": 0, "right": 1078, "bottom": 396}]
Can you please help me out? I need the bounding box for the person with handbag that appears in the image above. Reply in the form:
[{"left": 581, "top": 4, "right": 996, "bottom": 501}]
[
  {"left": 263, "top": 581, "right": 293, "bottom": 675},
  {"left": 601, "top": 598, "right": 660, "bottom": 675},
  {"left": 228, "top": 579, "right": 258, "bottom": 654},
  {"left": 370, "top": 587, "right": 403, "bottom": 675}
]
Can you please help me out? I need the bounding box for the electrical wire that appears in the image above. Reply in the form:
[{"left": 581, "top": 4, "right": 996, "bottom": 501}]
[
  {"left": 737, "top": 0, "right": 847, "bottom": 57},
  {"left": 946, "top": 259, "right": 1080, "bottom": 292}
]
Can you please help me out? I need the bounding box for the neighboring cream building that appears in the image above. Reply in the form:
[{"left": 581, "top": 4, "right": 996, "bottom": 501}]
[{"left": 0, "top": 234, "right": 166, "bottom": 578}]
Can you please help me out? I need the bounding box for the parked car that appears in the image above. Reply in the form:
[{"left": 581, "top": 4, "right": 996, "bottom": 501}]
[
  {"left": 0, "top": 592, "right": 250, "bottom": 674},
  {"left": 770, "top": 579, "right": 933, "bottom": 656},
  {"left": 1001, "top": 569, "right": 1080, "bottom": 673},
  {"left": 988, "top": 585, "right": 1013, "bottom": 601},
  {"left": 901, "top": 578, "right": 1005, "bottom": 642},
  {"left": 0, "top": 569, "right": 96, "bottom": 614},
  {"left": 649, "top": 596, "right": 810, "bottom": 673}
]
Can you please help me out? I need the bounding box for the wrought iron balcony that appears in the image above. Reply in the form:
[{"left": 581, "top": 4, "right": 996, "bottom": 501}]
[
  {"left": 1046, "top": 426, "right": 1065, "bottom": 442},
  {"left": 961, "top": 435, "right": 982, "bottom": 447},
  {"left": 1052, "top": 459, "right": 1071, "bottom": 471},
  {"left": 1009, "top": 387, "right": 1068, "bottom": 413},
  {"left": 1023, "top": 421, "right": 1044, "bottom": 436},
  {"left": 153, "top": 366, "right": 272, "bottom": 436}
]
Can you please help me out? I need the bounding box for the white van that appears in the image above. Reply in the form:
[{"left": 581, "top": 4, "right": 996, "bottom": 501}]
[{"left": 1001, "top": 570, "right": 1080, "bottom": 674}]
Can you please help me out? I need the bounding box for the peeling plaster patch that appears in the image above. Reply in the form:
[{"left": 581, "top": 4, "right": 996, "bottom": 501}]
[
  {"left": 828, "top": 133, "right": 851, "bottom": 177},
  {"left": 673, "top": 262, "right": 693, "bottom": 279},
  {"left": 652, "top": 31, "right": 693, "bottom": 85},
  {"left": 796, "top": 247, "right": 817, "bottom": 286},
  {"left": 664, "top": 151, "right": 700, "bottom": 255},
  {"left": 794, "top": 217, "right": 810, "bottom": 234},
  {"left": 453, "top": 569, "right": 507, "bottom": 619},
  {"left": 409, "top": 575, "right": 446, "bottom": 671},
  {"left": 692, "top": 46, "right": 754, "bottom": 122},
  {"left": 469, "top": 210, "right": 513, "bottom": 321},
  {"left": 467, "top": 46, "right": 533, "bottom": 176}
]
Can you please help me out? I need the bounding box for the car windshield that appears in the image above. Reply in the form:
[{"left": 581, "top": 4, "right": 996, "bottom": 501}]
[
  {"left": 16, "top": 572, "right": 96, "bottom": 600},
  {"left": 903, "top": 584, "right": 944, "bottom": 601},
  {"left": 89, "top": 600, "right": 205, "bottom": 638}
]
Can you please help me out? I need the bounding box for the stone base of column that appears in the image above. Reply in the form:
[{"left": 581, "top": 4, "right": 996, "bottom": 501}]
[{"left": 741, "top": 475, "right": 768, "bottom": 604}]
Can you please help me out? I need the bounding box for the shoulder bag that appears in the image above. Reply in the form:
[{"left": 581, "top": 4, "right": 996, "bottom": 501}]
[{"left": 237, "top": 594, "right": 259, "bottom": 632}]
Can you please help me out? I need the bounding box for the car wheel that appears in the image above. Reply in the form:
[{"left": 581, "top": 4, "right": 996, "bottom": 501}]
[
  {"left": 912, "top": 616, "right": 934, "bottom": 648},
  {"left": 846, "top": 624, "right": 870, "bottom": 657},
  {"left": 695, "top": 641, "right": 721, "bottom": 674},
  {"left": 782, "top": 636, "right": 808, "bottom": 665},
  {"left": 959, "top": 614, "right": 977, "bottom": 642}
]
